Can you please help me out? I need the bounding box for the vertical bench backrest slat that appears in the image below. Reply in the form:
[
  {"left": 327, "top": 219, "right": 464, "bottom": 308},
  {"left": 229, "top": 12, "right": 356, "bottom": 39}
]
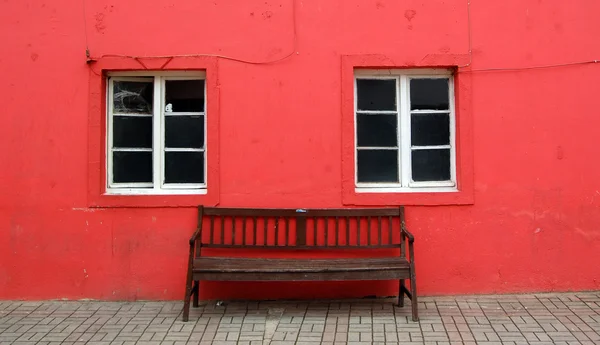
[
  {"left": 345, "top": 216, "right": 350, "bottom": 246},
  {"left": 296, "top": 216, "right": 306, "bottom": 246},
  {"left": 231, "top": 217, "right": 236, "bottom": 245},
  {"left": 335, "top": 216, "right": 339, "bottom": 246},
  {"left": 285, "top": 218, "right": 289, "bottom": 246},
  {"left": 275, "top": 217, "right": 279, "bottom": 246},
  {"left": 264, "top": 217, "right": 268, "bottom": 246}
]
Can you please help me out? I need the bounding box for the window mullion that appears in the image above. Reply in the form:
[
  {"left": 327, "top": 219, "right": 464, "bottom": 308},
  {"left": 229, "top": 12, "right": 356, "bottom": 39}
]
[
  {"left": 152, "top": 77, "right": 162, "bottom": 191},
  {"left": 395, "top": 77, "right": 402, "bottom": 185},
  {"left": 399, "top": 76, "right": 411, "bottom": 187}
]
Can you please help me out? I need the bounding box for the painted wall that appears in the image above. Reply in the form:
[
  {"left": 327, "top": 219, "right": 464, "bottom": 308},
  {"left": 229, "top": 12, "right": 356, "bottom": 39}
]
[{"left": 1, "top": 0, "right": 600, "bottom": 301}]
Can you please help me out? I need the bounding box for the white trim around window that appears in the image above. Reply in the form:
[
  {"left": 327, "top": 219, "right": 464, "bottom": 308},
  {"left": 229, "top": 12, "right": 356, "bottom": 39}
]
[
  {"left": 106, "top": 71, "right": 207, "bottom": 195},
  {"left": 354, "top": 69, "right": 457, "bottom": 193}
]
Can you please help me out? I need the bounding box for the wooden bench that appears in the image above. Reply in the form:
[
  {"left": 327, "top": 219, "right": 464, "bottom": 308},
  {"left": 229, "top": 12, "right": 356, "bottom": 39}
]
[{"left": 183, "top": 206, "right": 418, "bottom": 321}]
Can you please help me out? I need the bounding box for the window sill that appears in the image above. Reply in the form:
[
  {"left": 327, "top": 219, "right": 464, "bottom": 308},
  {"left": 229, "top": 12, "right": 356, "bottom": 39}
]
[
  {"left": 105, "top": 188, "right": 207, "bottom": 196},
  {"left": 356, "top": 186, "right": 458, "bottom": 193},
  {"left": 343, "top": 185, "right": 473, "bottom": 206},
  {"left": 88, "top": 188, "right": 217, "bottom": 208}
]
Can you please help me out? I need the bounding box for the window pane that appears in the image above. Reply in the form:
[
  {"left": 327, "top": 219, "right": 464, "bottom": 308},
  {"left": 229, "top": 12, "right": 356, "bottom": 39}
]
[
  {"left": 113, "top": 116, "right": 152, "bottom": 148},
  {"left": 357, "top": 149, "right": 398, "bottom": 183},
  {"left": 411, "top": 149, "right": 451, "bottom": 181},
  {"left": 165, "top": 80, "right": 205, "bottom": 112},
  {"left": 165, "top": 152, "right": 204, "bottom": 184},
  {"left": 411, "top": 113, "right": 450, "bottom": 146},
  {"left": 356, "top": 79, "right": 396, "bottom": 111},
  {"left": 113, "top": 151, "right": 153, "bottom": 183},
  {"left": 357, "top": 114, "right": 397, "bottom": 147},
  {"left": 113, "top": 80, "right": 153, "bottom": 114},
  {"left": 410, "top": 78, "right": 449, "bottom": 110},
  {"left": 165, "top": 116, "right": 204, "bottom": 149}
]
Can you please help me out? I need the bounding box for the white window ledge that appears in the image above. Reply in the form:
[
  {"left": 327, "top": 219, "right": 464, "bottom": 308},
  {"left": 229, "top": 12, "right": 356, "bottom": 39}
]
[
  {"left": 105, "top": 188, "right": 207, "bottom": 196},
  {"left": 355, "top": 187, "right": 458, "bottom": 193}
]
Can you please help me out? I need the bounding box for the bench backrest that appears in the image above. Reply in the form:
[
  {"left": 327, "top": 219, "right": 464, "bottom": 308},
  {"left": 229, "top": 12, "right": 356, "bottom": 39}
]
[{"left": 195, "top": 206, "right": 407, "bottom": 255}]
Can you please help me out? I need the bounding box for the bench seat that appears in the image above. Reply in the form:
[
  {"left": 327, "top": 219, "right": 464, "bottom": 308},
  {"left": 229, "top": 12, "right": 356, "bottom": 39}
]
[{"left": 193, "top": 257, "right": 410, "bottom": 281}]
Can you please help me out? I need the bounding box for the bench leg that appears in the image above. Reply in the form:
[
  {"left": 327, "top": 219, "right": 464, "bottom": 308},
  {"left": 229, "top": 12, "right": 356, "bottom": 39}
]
[
  {"left": 183, "top": 281, "right": 192, "bottom": 322},
  {"left": 398, "top": 279, "right": 405, "bottom": 307},
  {"left": 410, "top": 277, "right": 419, "bottom": 322},
  {"left": 192, "top": 281, "right": 199, "bottom": 308},
  {"left": 183, "top": 261, "right": 194, "bottom": 322}
]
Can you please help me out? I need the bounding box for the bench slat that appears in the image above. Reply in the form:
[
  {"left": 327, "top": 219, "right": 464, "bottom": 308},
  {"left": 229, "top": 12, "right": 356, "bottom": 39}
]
[
  {"left": 194, "top": 270, "right": 409, "bottom": 282},
  {"left": 194, "top": 257, "right": 409, "bottom": 273},
  {"left": 203, "top": 208, "right": 400, "bottom": 217}
]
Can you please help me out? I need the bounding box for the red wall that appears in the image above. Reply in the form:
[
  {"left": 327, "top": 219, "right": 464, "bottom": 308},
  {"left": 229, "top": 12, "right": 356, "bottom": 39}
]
[{"left": 1, "top": 0, "right": 600, "bottom": 301}]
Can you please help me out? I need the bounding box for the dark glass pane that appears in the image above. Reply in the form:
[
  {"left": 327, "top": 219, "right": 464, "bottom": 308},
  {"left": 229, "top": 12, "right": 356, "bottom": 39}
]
[
  {"left": 165, "top": 80, "right": 205, "bottom": 112},
  {"left": 410, "top": 78, "right": 449, "bottom": 110},
  {"left": 113, "top": 116, "right": 152, "bottom": 148},
  {"left": 357, "top": 150, "right": 398, "bottom": 183},
  {"left": 357, "top": 114, "right": 397, "bottom": 147},
  {"left": 165, "top": 116, "right": 204, "bottom": 149},
  {"left": 411, "top": 113, "right": 450, "bottom": 146},
  {"left": 356, "top": 79, "right": 396, "bottom": 111},
  {"left": 113, "top": 151, "right": 152, "bottom": 183},
  {"left": 113, "top": 80, "right": 153, "bottom": 114},
  {"left": 165, "top": 152, "right": 204, "bottom": 184},
  {"left": 411, "top": 149, "right": 451, "bottom": 181}
]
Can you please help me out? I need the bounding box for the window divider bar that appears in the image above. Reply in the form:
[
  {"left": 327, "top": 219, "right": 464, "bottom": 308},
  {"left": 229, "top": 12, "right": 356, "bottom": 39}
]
[
  {"left": 411, "top": 145, "right": 451, "bottom": 150},
  {"left": 112, "top": 148, "right": 153, "bottom": 152},
  {"left": 164, "top": 112, "right": 205, "bottom": 116},
  {"left": 164, "top": 148, "right": 205, "bottom": 152},
  {"left": 410, "top": 110, "right": 451, "bottom": 114},
  {"left": 399, "top": 76, "right": 411, "bottom": 187},
  {"left": 356, "top": 110, "right": 397, "bottom": 114},
  {"left": 112, "top": 113, "right": 154, "bottom": 117},
  {"left": 152, "top": 76, "right": 162, "bottom": 191},
  {"left": 396, "top": 77, "right": 403, "bottom": 185},
  {"left": 356, "top": 147, "right": 398, "bottom": 150}
]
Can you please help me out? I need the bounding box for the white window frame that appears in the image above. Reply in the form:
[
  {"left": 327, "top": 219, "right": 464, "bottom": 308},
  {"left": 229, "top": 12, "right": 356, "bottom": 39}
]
[
  {"left": 106, "top": 71, "right": 207, "bottom": 195},
  {"left": 354, "top": 69, "right": 457, "bottom": 193}
]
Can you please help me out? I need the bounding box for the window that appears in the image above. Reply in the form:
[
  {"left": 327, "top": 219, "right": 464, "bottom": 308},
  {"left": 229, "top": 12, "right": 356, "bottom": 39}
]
[
  {"left": 107, "top": 72, "right": 206, "bottom": 195},
  {"left": 354, "top": 69, "right": 455, "bottom": 192}
]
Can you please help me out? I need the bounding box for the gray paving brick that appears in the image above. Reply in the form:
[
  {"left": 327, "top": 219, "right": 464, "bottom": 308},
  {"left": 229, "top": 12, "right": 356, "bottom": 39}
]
[{"left": 0, "top": 292, "right": 599, "bottom": 345}]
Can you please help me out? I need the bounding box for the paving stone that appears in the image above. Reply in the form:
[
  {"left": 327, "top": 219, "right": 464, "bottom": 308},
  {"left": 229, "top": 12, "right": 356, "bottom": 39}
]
[{"left": 0, "top": 292, "right": 599, "bottom": 345}]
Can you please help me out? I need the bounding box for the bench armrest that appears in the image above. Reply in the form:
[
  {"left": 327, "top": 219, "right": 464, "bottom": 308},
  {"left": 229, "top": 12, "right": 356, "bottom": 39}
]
[
  {"left": 401, "top": 227, "right": 414, "bottom": 243},
  {"left": 189, "top": 227, "right": 201, "bottom": 246}
]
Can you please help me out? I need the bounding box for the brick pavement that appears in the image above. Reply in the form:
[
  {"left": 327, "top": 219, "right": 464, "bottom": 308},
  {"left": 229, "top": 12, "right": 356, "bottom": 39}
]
[{"left": 1, "top": 291, "right": 599, "bottom": 345}]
